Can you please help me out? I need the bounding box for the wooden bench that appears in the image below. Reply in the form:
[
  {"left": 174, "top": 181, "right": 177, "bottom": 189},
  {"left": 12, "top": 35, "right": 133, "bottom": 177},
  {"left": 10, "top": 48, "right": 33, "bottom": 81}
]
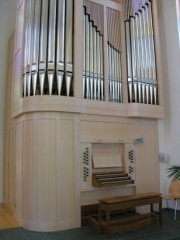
[{"left": 98, "top": 192, "right": 162, "bottom": 236}]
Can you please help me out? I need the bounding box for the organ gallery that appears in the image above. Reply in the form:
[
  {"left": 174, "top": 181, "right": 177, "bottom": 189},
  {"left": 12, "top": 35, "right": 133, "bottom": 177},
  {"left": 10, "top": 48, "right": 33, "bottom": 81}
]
[{"left": 4, "top": 0, "right": 165, "bottom": 232}]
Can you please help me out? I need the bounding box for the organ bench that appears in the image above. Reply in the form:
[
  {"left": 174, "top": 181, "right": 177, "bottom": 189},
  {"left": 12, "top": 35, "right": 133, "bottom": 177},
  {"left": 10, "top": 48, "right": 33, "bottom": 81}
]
[{"left": 98, "top": 192, "right": 162, "bottom": 236}]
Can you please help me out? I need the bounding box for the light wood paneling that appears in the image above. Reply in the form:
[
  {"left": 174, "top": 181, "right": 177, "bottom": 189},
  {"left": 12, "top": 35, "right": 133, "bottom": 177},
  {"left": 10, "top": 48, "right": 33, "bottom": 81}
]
[
  {"left": 80, "top": 121, "right": 134, "bottom": 142},
  {"left": 13, "top": 50, "right": 22, "bottom": 102},
  {"left": 8, "top": 128, "right": 15, "bottom": 210},
  {"left": 135, "top": 123, "right": 159, "bottom": 193},
  {"left": 59, "top": 120, "right": 75, "bottom": 221},
  {"left": 22, "top": 120, "right": 37, "bottom": 222},
  {"left": 4, "top": 131, "right": 9, "bottom": 203},
  {"left": 5, "top": 62, "right": 13, "bottom": 124},
  {"left": 15, "top": 122, "right": 23, "bottom": 224},
  {"left": 7, "top": 32, "right": 15, "bottom": 66},
  {"left": 37, "top": 119, "right": 57, "bottom": 223}
]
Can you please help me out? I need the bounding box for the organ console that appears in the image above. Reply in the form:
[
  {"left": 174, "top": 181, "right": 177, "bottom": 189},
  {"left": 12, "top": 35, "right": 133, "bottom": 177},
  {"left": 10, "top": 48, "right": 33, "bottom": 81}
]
[
  {"left": 91, "top": 143, "right": 135, "bottom": 187},
  {"left": 4, "top": 0, "right": 164, "bottom": 233}
]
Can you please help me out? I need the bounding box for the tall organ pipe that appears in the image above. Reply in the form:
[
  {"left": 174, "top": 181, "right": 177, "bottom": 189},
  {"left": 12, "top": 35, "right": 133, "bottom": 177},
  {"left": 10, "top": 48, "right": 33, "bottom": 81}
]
[
  {"left": 93, "top": 27, "right": 97, "bottom": 100},
  {"left": 47, "top": 0, "right": 57, "bottom": 95},
  {"left": 31, "top": 0, "right": 41, "bottom": 96},
  {"left": 66, "top": 0, "right": 73, "bottom": 96},
  {"left": 57, "top": 0, "right": 65, "bottom": 95},
  {"left": 23, "top": 0, "right": 31, "bottom": 97},
  {"left": 39, "top": 0, "right": 48, "bottom": 95},
  {"left": 100, "top": 35, "right": 104, "bottom": 101},
  {"left": 26, "top": 0, "right": 35, "bottom": 97},
  {"left": 85, "top": 15, "right": 90, "bottom": 99},
  {"left": 148, "top": 3, "right": 157, "bottom": 104},
  {"left": 134, "top": 13, "right": 142, "bottom": 103},
  {"left": 83, "top": 12, "right": 86, "bottom": 98},
  {"left": 125, "top": 21, "right": 133, "bottom": 103},
  {"left": 90, "top": 21, "right": 94, "bottom": 100}
]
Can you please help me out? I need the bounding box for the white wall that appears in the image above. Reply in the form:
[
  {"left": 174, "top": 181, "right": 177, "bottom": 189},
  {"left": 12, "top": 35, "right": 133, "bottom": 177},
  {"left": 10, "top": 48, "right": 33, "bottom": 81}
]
[
  {"left": 158, "top": 0, "right": 180, "bottom": 206},
  {"left": 0, "top": 0, "right": 16, "bottom": 202}
]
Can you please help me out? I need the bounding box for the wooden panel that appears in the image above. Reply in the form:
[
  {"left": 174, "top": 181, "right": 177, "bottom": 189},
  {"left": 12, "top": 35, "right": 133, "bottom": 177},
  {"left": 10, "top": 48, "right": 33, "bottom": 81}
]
[
  {"left": 22, "top": 120, "right": 36, "bottom": 221},
  {"left": 80, "top": 121, "right": 133, "bottom": 142},
  {"left": 7, "top": 32, "right": 15, "bottom": 65},
  {"left": 15, "top": 0, "right": 24, "bottom": 55},
  {"left": 37, "top": 119, "right": 57, "bottom": 222},
  {"left": 8, "top": 128, "right": 15, "bottom": 210},
  {"left": 3, "top": 131, "right": 9, "bottom": 203},
  {"left": 59, "top": 120, "right": 75, "bottom": 221},
  {"left": 135, "top": 123, "right": 159, "bottom": 193},
  {"left": 15, "top": 122, "right": 23, "bottom": 223},
  {"left": 5, "top": 63, "right": 13, "bottom": 124},
  {"left": 13, "top": 50, "right": 22, "bottom": 102}
]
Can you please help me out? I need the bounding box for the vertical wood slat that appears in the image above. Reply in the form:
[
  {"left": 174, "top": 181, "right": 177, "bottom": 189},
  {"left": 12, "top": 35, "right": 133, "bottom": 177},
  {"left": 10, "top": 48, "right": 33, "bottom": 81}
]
[{"left": 37, "top": 119, "right": 57, "bottom": 223}]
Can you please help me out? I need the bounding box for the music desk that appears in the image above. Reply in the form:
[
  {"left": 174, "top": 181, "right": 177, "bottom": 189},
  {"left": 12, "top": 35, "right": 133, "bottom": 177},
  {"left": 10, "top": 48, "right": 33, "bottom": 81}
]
[{"left": 98, "top": 192, "right": 162, "bottom": 236}]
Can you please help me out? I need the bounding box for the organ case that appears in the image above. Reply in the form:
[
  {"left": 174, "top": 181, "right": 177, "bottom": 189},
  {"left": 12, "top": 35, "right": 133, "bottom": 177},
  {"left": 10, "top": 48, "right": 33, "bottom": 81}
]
[
  {"left": 81, "top": 142, "right": 135, "bottom": 190},
  {"left": 4, "top": 0, "right": 164, "bottom": 233}
]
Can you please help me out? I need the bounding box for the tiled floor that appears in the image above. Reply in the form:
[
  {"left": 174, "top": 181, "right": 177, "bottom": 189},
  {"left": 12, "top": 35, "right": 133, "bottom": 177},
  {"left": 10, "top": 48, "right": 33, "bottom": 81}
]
[{"left": 0, "top": 209, "right": 180, "bottom": 240}]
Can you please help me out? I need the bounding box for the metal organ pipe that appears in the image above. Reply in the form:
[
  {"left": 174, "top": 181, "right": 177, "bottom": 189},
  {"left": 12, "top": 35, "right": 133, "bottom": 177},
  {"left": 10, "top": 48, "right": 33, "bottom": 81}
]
[
  {"left": 32, "top": 0, "right": 41, "bottom": 96},
  {"left": 83, "top": 1, "right": 104, "bottom": 101},
  {"left": 47, "top": 0, "right": 56, "bottom": 95},
  {"left": 23, "top": 0, "right": 74, "bottom": 97},
  {"left": 25, "top": 0, "right": 34, "bottom": 97},
  {"left": 125, "top": 1, "right": 158, "bottom": 105},
  {"left": 39, "top": 0, "right": 48, "bottom": 95},
  {"left": 125, "top": 20, "right": 132, "bottom": 103},
  {"left": 57, "top": 0, "right": 65, "bottom": 96},
  {"left": 65, "top": 0, "right": 73, "bottom": 97},
  {"left": 89, "top": 21, "right": 94, "bottom": 100},
  {"left": 107, "top": 7, "right": 122, "bottom": 103}
]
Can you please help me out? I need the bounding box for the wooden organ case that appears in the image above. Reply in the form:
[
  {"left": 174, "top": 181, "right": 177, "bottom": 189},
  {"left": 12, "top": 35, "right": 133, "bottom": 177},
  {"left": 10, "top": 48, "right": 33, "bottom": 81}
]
[{"left": 4, "top": 0, "right": 164, "bottom": 233}]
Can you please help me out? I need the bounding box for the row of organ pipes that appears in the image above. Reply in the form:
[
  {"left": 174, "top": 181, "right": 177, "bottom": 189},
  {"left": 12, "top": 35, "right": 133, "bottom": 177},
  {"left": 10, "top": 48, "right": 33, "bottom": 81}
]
[
  {"left": 83, "top": 3, "right": 104, "bottom": 101},
  {"left": 125, "top": 1, "right": 158, "bottom": 105},
  {"left": 23, "top": 0, "right": 73, "bottom": 97},
  {"left": 83, "top": 3, "right": 123, "bottom": 103},
  {"left": 22, "top": 0, "right": 158, "bottom": 105},
  {"left": 107, "top": 7, "right": 122, "bottom": 103}
]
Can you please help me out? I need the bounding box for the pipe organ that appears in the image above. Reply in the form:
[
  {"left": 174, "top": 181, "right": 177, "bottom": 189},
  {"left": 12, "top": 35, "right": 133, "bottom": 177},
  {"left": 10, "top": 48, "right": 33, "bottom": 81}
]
[
  {"left": 125, "top": 0, "right": 157, "bottom": 104},
  {"left": 22, "top": 0, "right": 160, "bottom": 106},
  {"left": 23, "top": 0, "right": 74, "bottom": 97},
  {"left": 4, "top": 0, "right": 164, "bottom": 233}
]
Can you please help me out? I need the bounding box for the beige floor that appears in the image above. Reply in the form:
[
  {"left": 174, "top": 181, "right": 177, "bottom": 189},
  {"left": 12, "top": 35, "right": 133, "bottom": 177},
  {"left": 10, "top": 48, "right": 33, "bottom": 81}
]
[{"left": 0, "top": 203, "right": 20, "bottom": 229}]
